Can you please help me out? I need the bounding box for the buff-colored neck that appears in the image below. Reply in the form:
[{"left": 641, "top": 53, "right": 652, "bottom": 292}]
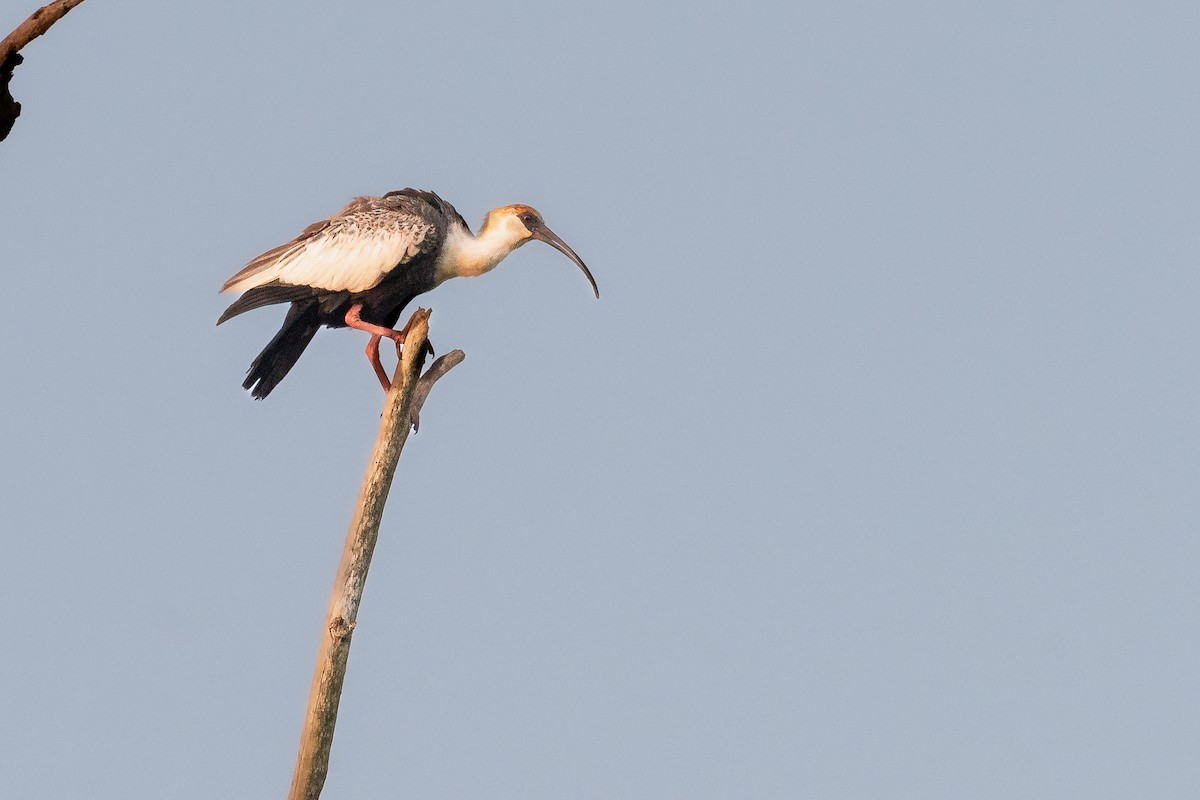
[{"left": 434, "top": 210, "right": 530, "bottom": 283}]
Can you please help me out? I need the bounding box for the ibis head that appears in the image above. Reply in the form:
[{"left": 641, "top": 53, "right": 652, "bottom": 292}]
[{"left": 464, "top": 205, "right": 600, "bottom": 298}]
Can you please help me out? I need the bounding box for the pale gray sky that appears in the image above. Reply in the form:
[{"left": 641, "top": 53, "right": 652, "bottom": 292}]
[{"left": 3, "top": 2, "right": 1199, "bottom": 797}]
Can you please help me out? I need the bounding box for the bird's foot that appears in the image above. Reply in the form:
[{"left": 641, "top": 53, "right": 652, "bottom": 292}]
[
  {"left": 385, "top": 312, "right": 434, "bottom": 361},
  {"left": 361, "top": 308, "right": 436, "bottom": 394}
]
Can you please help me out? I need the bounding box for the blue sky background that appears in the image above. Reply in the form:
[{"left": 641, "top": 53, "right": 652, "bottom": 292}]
[{"left": 3, "top": 2, "right": 1199, "bottom": 797}]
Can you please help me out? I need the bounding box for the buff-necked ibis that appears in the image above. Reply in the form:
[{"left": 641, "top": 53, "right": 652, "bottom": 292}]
[{"left": 218, "top": 189, "right": 598, "bottom": 398}]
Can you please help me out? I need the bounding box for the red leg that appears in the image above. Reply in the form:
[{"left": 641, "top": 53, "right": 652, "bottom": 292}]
[
  {"left": 346, "top": 304, "right": 432, "bottom": 394},
  {"left": 365, "top": 334, "right": 391, "bottom": 392},
  {"left": 345, "top": 303, "right": 407, "bottom": 343},
  {"left": 347, "top": 303, "right": 406, "bottom": 393}
]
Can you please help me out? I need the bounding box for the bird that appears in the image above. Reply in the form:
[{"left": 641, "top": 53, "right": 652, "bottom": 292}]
[{"left": 218, "top": 188, "right": 599, "bottom": 399}]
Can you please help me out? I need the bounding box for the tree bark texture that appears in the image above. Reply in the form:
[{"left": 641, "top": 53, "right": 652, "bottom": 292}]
[{"left": 288, "top": 309, "right": 463, "bottom": 800}]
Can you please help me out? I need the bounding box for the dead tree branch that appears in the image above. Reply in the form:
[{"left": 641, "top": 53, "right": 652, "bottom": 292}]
[
  {"left": 288, "top": 308, "right": 464, "bottom": 800},
  {"left": 1, "top": 0, "right": 88, "bottom": 142}
]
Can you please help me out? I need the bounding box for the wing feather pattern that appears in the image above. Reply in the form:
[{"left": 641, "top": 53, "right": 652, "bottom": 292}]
[{"left": 221, "top": 199, "right": 439, "bottom": 295}]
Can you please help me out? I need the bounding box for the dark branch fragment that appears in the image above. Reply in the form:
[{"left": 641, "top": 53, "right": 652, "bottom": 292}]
[
  {"left": 0, "top": 0, "right": 88, "bottom": 142},
  {"left": 0, "top": 52, "right": 21, "bottom": 142}
]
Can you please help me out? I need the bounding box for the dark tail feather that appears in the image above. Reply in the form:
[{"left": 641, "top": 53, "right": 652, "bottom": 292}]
[
  {"left": 243, "top": 303, "right": 321, "bottom": 399},
  {"left": 218, "top": 284, "right": 317, "bottom": 325}
]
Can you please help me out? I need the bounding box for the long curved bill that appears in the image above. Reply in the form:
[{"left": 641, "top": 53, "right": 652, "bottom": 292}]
[{"left": 531, "top": 225, "right": 600, "bottom": 299}]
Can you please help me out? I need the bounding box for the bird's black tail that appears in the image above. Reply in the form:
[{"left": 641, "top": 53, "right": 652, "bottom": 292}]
[{"left": 242, "top": 302, "right": 321, "bottom": 399}]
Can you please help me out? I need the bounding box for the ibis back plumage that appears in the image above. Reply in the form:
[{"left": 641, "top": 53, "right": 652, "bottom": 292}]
[{"left": 218, "top": 188, "right": 597, "bottom": 398}]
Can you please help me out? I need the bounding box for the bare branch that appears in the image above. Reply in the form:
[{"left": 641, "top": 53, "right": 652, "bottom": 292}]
[
  {"left": 409, "top": 349, "right": 466, "bottom": 432},
  {"left": 1, "top": 0, "right": 88, "bottom": 142},
  {"left": 288, "top": 308, "right": 463, "bottom": 800}
]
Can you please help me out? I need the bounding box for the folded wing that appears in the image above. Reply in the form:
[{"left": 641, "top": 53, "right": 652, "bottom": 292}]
[{"left": 222, "top": 206, "right": 438, "bottom": 296}]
